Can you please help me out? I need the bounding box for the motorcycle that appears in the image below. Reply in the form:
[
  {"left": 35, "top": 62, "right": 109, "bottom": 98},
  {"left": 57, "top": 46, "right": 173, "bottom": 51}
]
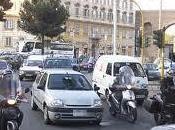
[
  {"left": 108, "top": 66, "right": 137, "bottom": 123},
  {"left": 0, "top": 88, "right": 29, "bottom": 130},
  {"left": 144, "top": 73, "right": 175, "bottom": 125}
]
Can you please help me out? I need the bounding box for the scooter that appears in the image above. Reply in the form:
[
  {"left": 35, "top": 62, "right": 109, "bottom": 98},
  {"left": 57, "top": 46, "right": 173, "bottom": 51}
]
[
  {"left": 108, "top": 85, "right": 137, "bottom": 123},
  {"left": 0, "top": 88, "right": 29, "bottom": 130}
]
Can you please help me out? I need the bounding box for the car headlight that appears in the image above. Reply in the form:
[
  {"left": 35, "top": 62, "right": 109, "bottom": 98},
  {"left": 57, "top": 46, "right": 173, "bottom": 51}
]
[
  {"left": 93, "top": 99, "right": 102, "bottom": 107},
  {"left": 20, "top": 70, "right": 24, "bottom": 74},
  {"left": 50, "top": 99, "right": 64, "bottom": 107}
]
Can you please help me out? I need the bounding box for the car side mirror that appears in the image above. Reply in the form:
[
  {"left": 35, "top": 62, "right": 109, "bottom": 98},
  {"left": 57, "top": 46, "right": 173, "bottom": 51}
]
[
  {"left": 37, "top": 85, "right": 44, "bottom": 90},
  {"left": 24, "top": 88, "right": 30, "bottom": 93},
  {"left": 39, "top": 65, "right": 43, "bottom": 68},
  {"left": 94, "top": 86, "right": 100, "bottom": 91},
  {"left": 72, "top": 66, "right": 78, "bottom": 71}
]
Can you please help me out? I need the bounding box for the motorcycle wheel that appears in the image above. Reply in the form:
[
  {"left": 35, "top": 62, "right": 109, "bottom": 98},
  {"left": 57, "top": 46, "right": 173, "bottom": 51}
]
[
  {"left": 7, "top": 121, "right": 19, "bottom": 130},
  {"left": 127, "top": 106, "right": 137, "bottom": 123},
  {"left": 154, "top": 113, "right": 165, "bottom": 125},
  {"left": 109, "top": 106, "right": 116, "bottom": 116}
]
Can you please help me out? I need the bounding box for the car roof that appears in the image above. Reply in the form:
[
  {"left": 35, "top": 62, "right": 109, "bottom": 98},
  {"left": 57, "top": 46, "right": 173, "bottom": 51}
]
[
  {"left": 41, "top": 69, "right": 82, "bottom": 75},
  {"left": 98, "top": 55, "right": 140, "bottom": 63}
]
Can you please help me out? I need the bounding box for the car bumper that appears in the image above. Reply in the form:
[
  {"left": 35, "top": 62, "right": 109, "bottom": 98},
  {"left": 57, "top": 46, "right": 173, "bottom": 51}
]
[{"left": 47, "top": 107, "right": 103, "bottom": 122}]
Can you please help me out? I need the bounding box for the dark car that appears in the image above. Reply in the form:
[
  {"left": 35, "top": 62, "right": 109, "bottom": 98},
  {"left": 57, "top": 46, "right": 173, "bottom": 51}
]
[
  {"left": 43, "top": 57, "right": 73, "bottom": 69},
  {"left": 0, "top": 60, "right": 13, "bottom": 79},
  {"left": 79, "top": 57, "right": 96, "bottom": 72},
  {"left": 143, "top": 63, "right": 160, "bottom": 81}
]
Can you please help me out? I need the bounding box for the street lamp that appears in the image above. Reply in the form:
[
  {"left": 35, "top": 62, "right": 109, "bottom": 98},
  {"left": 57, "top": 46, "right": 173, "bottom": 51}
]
[{"left": 131, "top": 0, "right": 144, "bottom": 64}]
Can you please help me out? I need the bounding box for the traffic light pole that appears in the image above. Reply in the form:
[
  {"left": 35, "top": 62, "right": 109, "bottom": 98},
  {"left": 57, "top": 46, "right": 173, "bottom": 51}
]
[{"left": 161, "top": 29, "right": 165, "bottom": 81}]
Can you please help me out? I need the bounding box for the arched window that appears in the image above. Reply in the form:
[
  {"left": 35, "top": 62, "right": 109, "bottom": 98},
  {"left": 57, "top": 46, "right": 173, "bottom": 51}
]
[
  {"left": 117, "top": 10, "right": 120, "bottom": 22},
  {"left": 83, "top": 5, "right": 90, "bottom": 18},
  {"left": 129, "top": 12, "right": 133, "bottom": 24},
  {"left": 107, "top": 9, "right": 113, "bottom": 22},
  {"left": 74, "top": 3, "right": 80, "bottom": 17},
  {"left": 122, "top": 11, "right": 127, "bottom": 23},
  {"left": 92, "top": 6, "right": 98, "bottom": 19}
]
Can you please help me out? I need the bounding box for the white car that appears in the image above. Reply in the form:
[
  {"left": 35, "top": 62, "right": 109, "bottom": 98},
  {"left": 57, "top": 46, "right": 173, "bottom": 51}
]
[
  {"left": 19, "top": 55, "right": 44, "bottom": 80},
  {"left": 31, "top": 69, "right": 103, "bottom": 125}
]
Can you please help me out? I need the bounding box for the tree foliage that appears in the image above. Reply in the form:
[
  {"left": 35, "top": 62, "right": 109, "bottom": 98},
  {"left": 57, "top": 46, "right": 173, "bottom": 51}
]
[
  {"left": 18, "top": 0, "right": 69, "bottom": 54},
  {"left": 0, "top": 0, "right": 13, "bottom": 21}
]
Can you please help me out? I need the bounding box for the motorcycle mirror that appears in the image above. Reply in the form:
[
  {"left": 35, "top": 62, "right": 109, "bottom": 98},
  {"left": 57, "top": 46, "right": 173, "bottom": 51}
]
[
  {"left": 127, "top": 85, "right": 132, "bottom": 89},
  {"left": 24, "top": 88, "right": 30, "bottom": 93}
]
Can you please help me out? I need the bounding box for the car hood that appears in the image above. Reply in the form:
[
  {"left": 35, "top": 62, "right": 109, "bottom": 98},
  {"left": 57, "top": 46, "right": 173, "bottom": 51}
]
[
  {"left": 20, "top": 66, "right": 42, "bottom": 71},
  {"left": 46, "top": 90, "right": 99, "bottom": 106}
]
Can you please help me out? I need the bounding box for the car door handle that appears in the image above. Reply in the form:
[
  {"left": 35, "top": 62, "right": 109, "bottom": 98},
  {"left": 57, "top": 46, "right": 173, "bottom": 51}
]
[{"left": 103, "top": 75, "right": 106, "bottom": 78}]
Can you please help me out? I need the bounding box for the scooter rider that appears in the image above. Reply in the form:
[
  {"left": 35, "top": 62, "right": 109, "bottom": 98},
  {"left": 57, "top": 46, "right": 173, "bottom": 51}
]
[
  {"left": 110, "top": 66, "right": 136, "bottom": 111},
  {"left": 0, "top": 75, "right": 24, "bottom": 130}
]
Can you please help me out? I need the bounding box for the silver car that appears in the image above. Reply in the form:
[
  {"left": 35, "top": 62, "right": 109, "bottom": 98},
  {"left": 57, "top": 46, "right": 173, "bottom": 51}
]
[{"left": 31, "top": 69, "right": 103, "bottom": 125}]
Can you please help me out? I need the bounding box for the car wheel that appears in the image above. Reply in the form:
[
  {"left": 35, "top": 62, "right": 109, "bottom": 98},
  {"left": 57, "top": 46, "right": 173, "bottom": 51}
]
[
  {"left": 44, "top": 106, "right": 51, "bottom": 125},
  {"left": 90, "top": 119, "right": 102, "bottom": 125},
  {"left": 19, "top": 76, "right": 23, "bottom": 81},
  {"left": 31, "top": 97, "right": 38, "bottom": 111}
]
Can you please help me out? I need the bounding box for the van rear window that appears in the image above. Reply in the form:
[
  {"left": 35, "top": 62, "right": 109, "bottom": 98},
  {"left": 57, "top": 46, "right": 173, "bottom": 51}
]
[{"left": 113, "top": 62, "right": 145, "bottom": 77}]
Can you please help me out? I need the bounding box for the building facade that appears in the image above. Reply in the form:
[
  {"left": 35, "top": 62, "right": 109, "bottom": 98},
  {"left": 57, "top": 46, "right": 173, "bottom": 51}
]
[
  {"left": 0, "top": 0, "right": 135, "bottom": 56},
  {"left": 62, "top": 0, "right": 135, "bottom": 57},
  {"left": 0, "top": 0, "right": 35, "bottom": 52},
  {"left": 135, "top": 10, "right": 175, "bottom": 62}
]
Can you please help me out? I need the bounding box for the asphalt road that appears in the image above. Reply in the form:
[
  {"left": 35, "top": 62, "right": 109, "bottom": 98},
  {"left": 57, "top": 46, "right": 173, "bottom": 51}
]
[{"left": 19, "top": 72, "right": 157, "bottom": 130}]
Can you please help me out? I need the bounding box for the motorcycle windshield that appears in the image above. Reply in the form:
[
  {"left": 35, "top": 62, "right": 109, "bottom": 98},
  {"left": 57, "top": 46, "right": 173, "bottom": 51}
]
[
  {"left": 119, "top": 66, "right": 136, "bottom": 85},
  {"left": 0, "top": 76, "right": 21, "bottom": 99}
]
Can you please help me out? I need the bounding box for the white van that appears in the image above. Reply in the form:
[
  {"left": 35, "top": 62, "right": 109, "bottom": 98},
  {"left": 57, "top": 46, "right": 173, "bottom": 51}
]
[{"left": 92, "top": 55, "right": 149, "bottom": 104}]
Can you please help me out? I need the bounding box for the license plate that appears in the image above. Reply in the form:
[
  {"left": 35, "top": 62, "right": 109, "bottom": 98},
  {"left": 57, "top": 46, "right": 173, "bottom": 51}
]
[
  {"left": 136, "top": 95, "right": 145, "bottom": 98},
  {"left": 25, "top": 74, "right": 33, "bottom": 76},
  {"left": 73, "top": 110, "right": 87, "bottom": 117}
]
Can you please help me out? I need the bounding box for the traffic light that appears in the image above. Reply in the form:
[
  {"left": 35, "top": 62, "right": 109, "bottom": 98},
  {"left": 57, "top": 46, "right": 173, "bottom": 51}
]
[
  {"left": 153, "top": 30, "right": 163, "bottom": 48},
  {"left": 135, "top": 32, "right": 142, "bottom": 48},
  {"left": 145, "top": 36, "right": 151, "bottom": 47}
]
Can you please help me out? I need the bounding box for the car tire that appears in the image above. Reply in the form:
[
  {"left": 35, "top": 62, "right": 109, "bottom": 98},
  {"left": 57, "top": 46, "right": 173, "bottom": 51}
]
[
  {"left": 31, "top": 98, "right": 38, "bottom": 111},
  {"left": 44, "top": 106, "right": 51, "bottom": 125},
  {"left": 19, "top": 76, "right": 23, "bottom": 81},
  {"left": 90, "top": 119, "right": 102, "bottom": 125}
]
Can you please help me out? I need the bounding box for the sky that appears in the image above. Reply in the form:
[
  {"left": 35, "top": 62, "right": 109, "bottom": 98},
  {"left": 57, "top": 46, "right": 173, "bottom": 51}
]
[{"left": 137, "top": 0, "right": 175, "bottom": 10}]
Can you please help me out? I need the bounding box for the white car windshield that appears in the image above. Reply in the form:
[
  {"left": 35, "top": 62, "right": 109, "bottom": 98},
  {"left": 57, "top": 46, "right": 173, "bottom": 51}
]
[
  {"left": 27, "top": 60, "right": 43, "bottom": 66},
  {"left": 48, "top": 74, "right": 92, "bottom": 90}
]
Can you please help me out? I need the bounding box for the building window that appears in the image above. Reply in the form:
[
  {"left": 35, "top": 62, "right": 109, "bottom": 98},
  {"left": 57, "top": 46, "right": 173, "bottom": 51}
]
[
  {"left": 117, "top": 10, "right": 120, "bottom": 22},
  {"left": 129, "top": 13, "right": 133, "bottom": 24},
  {"left": 107, "top": 9, "right": 113, "bottom": 22},
  {"left": 122, "top": 11, "right": 127, "bottom": 23},
  {"left": 5, "top": 37, "right": 12, "bottom": 47},
  {"left": 116, "top": 0, "right": 120, "bottom": 8},
  {"left": 83, "top": 5, "right": 89, "bottom": 18},
  {"left": 74, "top": 3, "right": 80, "bottom": 17},
  {"left": 4, "top": 20, "right": 14, "bottom": 29},
  {"left": 100, "top": 9, "right": 106, "bottom": 21},
  {"left": 130, "top": 2, "right": 133, "bottom": 10},
  {"left": 122, "top": 46, "right": 126, "bottom": 55},
  {"left": 122, "top": 0, "right": 128, "bottom": 10},
  {"left": 92, "top": 7, "right": 98, "bottom": 19}
]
